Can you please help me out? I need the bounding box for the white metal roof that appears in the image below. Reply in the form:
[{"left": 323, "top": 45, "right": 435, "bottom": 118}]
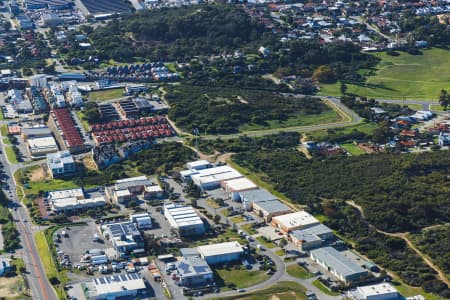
[
  {"left": 198, "top": 241, "right": 243, "bottom": 257},
  {"left": 223, "top": 178, "right": 257, "bottom": 192},
  {"left": 49, "top": 188, "right": 84, "bottom": 200},
  {"left": 356, "top": 283, "right": 398, "bottom": 297},
  {"left": 92, "top": 273, "right": 145, "bottom": 296},
  {"left": 273, "top": 211, "right": 319, "bottom": 229}
]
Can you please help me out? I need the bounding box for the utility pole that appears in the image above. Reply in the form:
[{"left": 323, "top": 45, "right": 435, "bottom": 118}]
[{"left": 193, "top": 128, "right": 199, "bottom": 152}]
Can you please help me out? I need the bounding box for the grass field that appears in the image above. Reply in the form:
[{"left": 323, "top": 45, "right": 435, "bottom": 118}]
[
  {"left": 5, "top": 147, "right": 18, "bottom": 164},
  {"left": 239, "top": 109, "right": 342, "bottom": 132},
  {"left": 341, "top": 143, "right": 366, "bottom": 156},
  {"left": 230, "top": 215, "right": 245, "bottom": 223},
  {"left": 89, "top": 88, "right": 124, "bottom": 102},
  {"left": 318, "top": 48, "right": 450, "bottom": 100},
  {"left": 286, "top": 264, "right": 314, "bottom": 279},
  {"left": 255, "top": 236, "right": 276, "bottom": 249},
  {"left": 219, "top": 281, "right": 307, "bottom": 300},
  {"left": 306, "top": 122, "right": 378, "bottom": 141},
  {"left": 274, "top": 249, "right": 286, "bottom": 256},
  {"left": 430, "top": 104, "right": 448, "bottom": 112},
  {"left": 213, "top": 265, "right": 270, "bottom": 290},
  {"left": 240, "top": 223, "right": 257, "bottom": 235},
  {"left": 0, "top": 125, "right": 8, "bottom": 136},
  {"left": 312, "top": 279, "right": 340, "bottom": 296},
  {"left": 75, "top": 111, "right": 91, "bottom": 131}
]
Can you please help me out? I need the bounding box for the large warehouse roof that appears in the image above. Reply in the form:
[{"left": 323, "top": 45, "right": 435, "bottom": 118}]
[
  {"left": 356, "top": 283, "right": 398, "bottom": 298},
  {"left": 254, "top": 199, "right": 290, "bottom": 214},
  {"left": 197, "top": 241, "right": 243, "bottom": 258},
  {"left": 92, "top": 273, "right": 145, "bottom": 296},
  {"left": 164, "top": 204, "right": 203, "bottom": 229},
  {"left": 223, "top": 178, "right": 257, "bottom": 192},
  {"left": 240, "top": 189, "right": 278, "bottom": 203},
  {"left": 310, "top": 247, "right": 367, "bottom": 278}
]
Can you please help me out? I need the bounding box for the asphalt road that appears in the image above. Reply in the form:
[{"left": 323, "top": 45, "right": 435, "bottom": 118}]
[{"left": 0, "top": 121, "right": 58, "bottom": 300}]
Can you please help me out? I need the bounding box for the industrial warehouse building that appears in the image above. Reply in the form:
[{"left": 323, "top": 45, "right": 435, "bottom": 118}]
[
  {"left": 253, "top": 200, "right": 291, "bottom": 222},
  {"left": 348, "top": 283, "right": 400, "bottom": 300},
  {"left": 46, "top": 150, "right": 76, "bottom": 178},
  {"left": 310, "top": 247, "right": 368, "bottom": 284},
  {"left": 186, "top": 159, "right": 212, "bottom": 171},
  {"left": 101, "top": 221, "right": 144, "bottom": 257},
  {"left": 48, "top": 188, "right": 106, "bottom": 213},
  {"left": 177, "top": 248, "right": 214, "bottom": 287},
  {"left": 185, "top": 165, "right": 243, "bottom": 190},
  {"left": 82, "top": 273, "right": 146, "bottom": 300},
  {"left": 197, "top": 241, "right": 244, "bottom": 265},
  {"left": 164, "top": 204, "right": 204, "bottom": 236},
  {"left": 240, "top": 189, "right": 278, "bottom": 210},
  {"left": 223, "top": 178, "right": 258, "bottom": 201},
  {"left": 272, "top": 211, "right": 320, "bottom": 233},
  {"left": 107, "top": 176, "right": 163, "bottom": 204},
  {"left": 27, "top": 136, "right": 59, "bottom": 158},
  {"left": 289, "top": 223, "right": 335, "bottom": 251}
]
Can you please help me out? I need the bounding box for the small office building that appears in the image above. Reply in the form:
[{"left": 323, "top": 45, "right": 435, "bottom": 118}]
[
  {"left": 197, "top": 241, "right": 244, "bottom": 265},
  {"left": 310, "top": 247, "right": 368, "bottom": 284},
  {"left": 101, "top": 222, "right": 144, "bottom": 257},
  {"left": 27, "top": 136, "right": 59, "bottom": 158}
]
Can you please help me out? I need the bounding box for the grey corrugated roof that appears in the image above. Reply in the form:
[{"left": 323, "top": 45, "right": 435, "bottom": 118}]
[
  {"left": 253, "top": 199, "right": 290, "bottom": 214},
  {"left": 240, "top": 189, "right": 277, "bottom": 203},
  {"left": 310, "top": 247, "right": 367, "bottom": 277}
]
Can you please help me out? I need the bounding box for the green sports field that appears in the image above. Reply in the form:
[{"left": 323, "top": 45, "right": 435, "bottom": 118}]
[{"left": 318, "top": 48, "right": 450, "bottom": 100}]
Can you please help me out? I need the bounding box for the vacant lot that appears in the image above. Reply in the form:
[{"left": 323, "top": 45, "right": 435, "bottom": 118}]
[
  {"left": 213, "top": 265, "right": 269, "bottom": 290},
  {"left": 286, "top": 264, "right": 314, "bottom": 279},
  {"left": 319, "top": 48, "right": 450, "bottom": 100},
  {"left": 219, "top": 281, "right": 307, "bottom": 300}
]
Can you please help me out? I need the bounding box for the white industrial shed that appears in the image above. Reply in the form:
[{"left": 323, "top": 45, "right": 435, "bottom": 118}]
[
  {"left": 83, "top": 273, "right": 146, "bottom": 300},
  {"left": 271, "top": 211, "right": 320, "bottom": 233},
  {"left": 190, "top": 165, "right": 243, "bottom": 190},
  {"left": 222, "top": 178, "right": 258, "bottom": 201},
  {"left": 164, "top": 204, "right": 205, "bottom": 236},
  {"left": 186, "top": 159, "right": 212, "bottom": 170},
  {"left": 348, "top": 283, "right": 400, "bottom": 300},
  {"left": 197, "top": 241, "right": 244, "bottom": 265}
]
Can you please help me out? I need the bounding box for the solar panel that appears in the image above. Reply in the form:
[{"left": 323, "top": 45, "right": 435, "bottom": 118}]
[
  {"left": 94, "top": 278, "right": 98, "bottom": 285},
  {"left": 113, "top": 275, "right": 120, "bottom": 282},
  {"left": 194, "top": 266, "right": 210, "bottom": 273},
  {"left": 99, "top": 278, "right": 105, "bottom": 284},
  {"left": 120, "top": 274, "right": 127, "bottom": 281},
  {"left": 178, "top": 262, "right": 192, "bottom": 274},
  {"left": 129, "top": 273, "right": 139, "bottom": 279},
  {"left": 105, "top": 277, "right": 111, "bottom": 283}
]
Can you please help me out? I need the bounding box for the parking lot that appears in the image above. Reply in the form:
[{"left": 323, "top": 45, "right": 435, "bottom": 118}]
[{"left": 56, "top": 221, "right": 113, "bottom": 265}]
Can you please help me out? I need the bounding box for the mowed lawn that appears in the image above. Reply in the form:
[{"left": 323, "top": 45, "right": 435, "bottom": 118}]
[
  {"left": 319, "top": 48, "right": 450, "bottom": 100},
  {"left": 89, "top": 88, "right": 124, "bottom": 101}
]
